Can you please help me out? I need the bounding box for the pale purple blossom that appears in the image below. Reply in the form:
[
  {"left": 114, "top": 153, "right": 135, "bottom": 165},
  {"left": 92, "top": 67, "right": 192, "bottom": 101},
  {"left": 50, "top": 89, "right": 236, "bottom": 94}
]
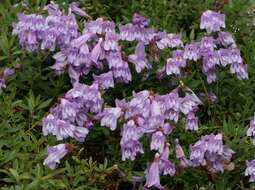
[
  {"left": 69, "top": 2, "right": 90, "bottom": 18},
  {"left": 12, "top": 13, "right": 46, "bottom": 51},
  {"left": 247, "top": 113, "right": 255, "bottom": 144},
  {"left": 128, "top": 41, "right": 150, "bottom": 73},
  {"left": 150, "top": 131, "right": 165, "bottom": 153},
  {"left": 218, "top": 48, "right": 232, "bottom": 66},
  {"left": 0, "top": 67, "right": 15, "bottom": 92},
  {"left": 156, "top": 32, "right": 183, "bottom": 49},
  {"left": 185, "top": 112, "right": 199, "bottom": 131},
  {"left": 93, "top": 71, "right": 114, "bottom": 90},
  {"left": 43, "top": 144, "right": 71, "bottom": 169},
  {"left": 175, "top": 139, "right": 190, "bottom": 168},
  {"left": 145, "top": 154, "right": 163, "bottom": 189},
  {"left": 132, "top": 13, "right": 150, "bottom": 28},
  {"left": 119, "top": 23, "right": 136, "bottom": 41},
  {"left": 217, "top": 31, "right": 236, "bottom": 48},
  {"left": 245, "top": 159, "right": 255, "bottom": 182},
  {"left": 100, "top": 107, "right": 122, "bottom": 130},
  {"left": 84, "top": 18, "right": 104, "bottom": 34},
  {"left": 200, "top": 10, "right": 225, "bottom": 33},
  {"left": 103, "top": 32, "right": 119, "bottom": 51},
  {"left": 183, "top": 42, "right": 201, "bottom": 61},
  {"left": 112, "top": 61, "right": 132, "bottom": 83},
  {"left": 166, "top": 57, "right": 181, "bottom": 75}
]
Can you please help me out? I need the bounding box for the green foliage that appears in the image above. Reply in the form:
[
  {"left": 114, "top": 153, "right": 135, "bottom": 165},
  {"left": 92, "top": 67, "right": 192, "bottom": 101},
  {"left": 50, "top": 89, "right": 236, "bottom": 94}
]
[{"left": 0, "top": 0, "right": 255, "bottom": 189}]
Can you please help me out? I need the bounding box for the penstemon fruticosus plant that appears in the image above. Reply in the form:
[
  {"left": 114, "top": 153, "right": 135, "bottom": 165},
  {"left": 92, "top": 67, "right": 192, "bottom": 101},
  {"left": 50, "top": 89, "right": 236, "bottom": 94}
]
[{"left": 11, "top": 1, "right": 255, "bottom": 189}]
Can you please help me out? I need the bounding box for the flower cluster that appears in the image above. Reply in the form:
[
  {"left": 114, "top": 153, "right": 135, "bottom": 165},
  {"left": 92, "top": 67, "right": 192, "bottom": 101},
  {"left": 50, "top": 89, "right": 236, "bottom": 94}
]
[
  {"left": 101, "top": 87, "right": 202, "bottom": 159},
  {"left": 189, "top": 133, "right": 234, "bottom": 173},
  {"left": 12, "top": 2, "right": 250, "bottom": 188},
  {"left": 13, "top": 5, "right": 248, "bottom": 86},
  {"left": 0, "top": 67, "right": 15, "bottom": 92},
  {"left": 164, "top": 10, "right": 248, "bottom": 83},
  {"left": 12, "top": 2, "right": 83, "bottom": 52}
]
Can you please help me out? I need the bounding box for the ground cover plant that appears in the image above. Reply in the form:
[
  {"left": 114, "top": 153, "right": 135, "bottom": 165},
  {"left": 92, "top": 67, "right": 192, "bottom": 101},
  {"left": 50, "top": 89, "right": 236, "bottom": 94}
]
[{"left": 0, "top": 0, "right": 255, "bottom": 189}]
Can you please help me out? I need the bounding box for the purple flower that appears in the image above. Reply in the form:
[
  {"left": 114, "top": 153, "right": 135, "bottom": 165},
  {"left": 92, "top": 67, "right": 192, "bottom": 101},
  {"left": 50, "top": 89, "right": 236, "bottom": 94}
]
[
  {"left": 121, "top": 120, "right": 144, "bottom": 142},
  {"left": 245, "top": 159, "right": 255, "bottom": 182},
  {"left": 172, "top": 50, "right": 186, "bottom": 67},
  {"left": 107, "top": 51, "right": 123, "bottom": 69},
  {"left": 90, "top": 38, "right": 103, "bottom": 64},
  {"left": 103, "top": 32, "right": 119, "bottom": 51},
  {"left": 183, "top": 42, "right": 201, "bottom": 61},
  {"left": 166, "top": 57, "right": 181, "bottom": 75},
  {"left": 175, "top": 139, "right": 190, "bottom": 168},
  {"left": 72, "top": 126, "right": 89, "bottom": 142},
  {"left": 189, "top": 133, "right": 234, "bottom": 173},
  {"left": 93, "top": 71, "right": 114, "bottom": 90},
  {"left": 156, "top": 66, "right": 167, "bottom": 80},
  {"left": 132, "top": 13, "right": 150, "bottom": 28},
  {"left": 60, "top": 98, "right": 79, "bottom": 120},
  {"left": 100, "top": 107, "right": 122, "bottom": 130},
  {"left": 84, "top": 18, "right": 104, "bottom": 34},
  {"left": 185, "top": 112, "right": 198, "bottom": 131},
  {"left": 200, "top": 36, "right": 216, "bottom": 54},
  {"left": 218, "top": 48, "right": 232, "bottom": 66},
  {"left": 200, "top": 10, "right": 225, "bottom": 33},
  {"left": 189, "top": 141, "right": 206, "bottom": 167},
  {"left": 217, "top": 31, "right": 236, "bottom": 48},
  {"left": 160, "top": 159, "right": 176, "bottom": 176},
  {"left": 42, "top": 113, "right": 58, "bottom": 136},
  {"left": 162, "top": 90, "right": 180, "bottom": 122},
  {"left": 202, "top": 50, "right": 219, "bottom": 83},
  {"left": 159, "top": 144, "right": 176, "bottom": 176},
  {"left": 43, "top": 144, "right": 71, "bottom": 169},
  {"left": 247, "top": 113, "right": 255, "bottom": 144},
  {"left": 102, "top": 20, "right": 116, "bottom": 34},
  {"left": 128, "top": 41, "right": 150, "bottom": 73},
  {"left": 121, "top": 139, "right": 144, "bottom": 161},
  {"left": 150, "top": 131, "right": 165, "bottom": 153},
  {"left": 119, "top": 23, "right": 135, "bottom": 41},
  {"left": 51, "top": 119, "right": 76, "bottom": 140},
  {"left": 112, "top": 61, "right": 132, "bottom": 83},
  {"left": 69, "top": 2, "right": 90, "bottom": 18},
  {"left": 3, "top": 68, "right": 15, "bottom": 78},
  {"left": 230, "top": 48, "right": 242, "bottom": 64},
  {"left": 230, "top": 62, "right": 248, "bottom": 80},
  {"left": 156, "top": 32, "right": 183, "bottom": 49},
  {"left": 12, "top": 13, "right": 46, "bottom": 51},
  {"left": 41, "top": 27, "right": 57, "bottom": 51},
  {"left": 145, "top": 154, "right": 163, "bottom": 189},
  {"left": 180, "top": 95, "right": 198, "bottom": 115}
]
